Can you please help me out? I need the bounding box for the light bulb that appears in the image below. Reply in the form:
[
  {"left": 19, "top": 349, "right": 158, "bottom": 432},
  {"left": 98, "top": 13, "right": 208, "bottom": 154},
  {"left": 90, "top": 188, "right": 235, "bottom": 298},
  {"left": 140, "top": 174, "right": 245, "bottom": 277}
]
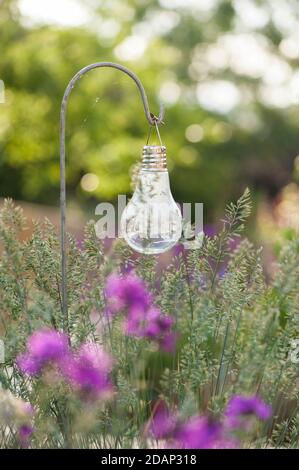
[{"left": 121, "top": 145, "right": 182, "bottom": 254}]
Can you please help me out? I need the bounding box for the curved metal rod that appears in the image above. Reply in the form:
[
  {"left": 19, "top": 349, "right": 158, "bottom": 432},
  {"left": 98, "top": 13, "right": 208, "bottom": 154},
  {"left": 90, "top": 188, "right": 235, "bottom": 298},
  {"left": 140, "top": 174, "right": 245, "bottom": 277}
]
[{"left": 60, "top": 61, "right": 165, "bottom": 332}]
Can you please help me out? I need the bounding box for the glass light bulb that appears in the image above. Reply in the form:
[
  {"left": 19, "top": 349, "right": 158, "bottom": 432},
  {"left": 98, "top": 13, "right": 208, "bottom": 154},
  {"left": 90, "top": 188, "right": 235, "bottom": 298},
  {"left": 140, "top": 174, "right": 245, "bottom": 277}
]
[{"left": 121, "top": 145, "right": 182, "bottom": 254}]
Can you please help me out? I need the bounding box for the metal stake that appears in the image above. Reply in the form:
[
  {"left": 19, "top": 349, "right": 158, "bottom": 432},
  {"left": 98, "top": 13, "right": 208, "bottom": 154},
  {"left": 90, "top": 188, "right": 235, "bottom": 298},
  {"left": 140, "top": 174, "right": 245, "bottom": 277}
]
[{"left": 60, "top": 62, "right": 165, "bottom": 332}]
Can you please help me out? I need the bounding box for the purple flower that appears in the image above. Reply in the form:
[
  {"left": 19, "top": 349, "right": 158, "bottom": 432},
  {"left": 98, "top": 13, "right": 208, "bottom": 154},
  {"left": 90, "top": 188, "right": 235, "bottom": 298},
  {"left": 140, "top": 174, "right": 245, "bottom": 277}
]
[
  {"left": 175, "top": 416, "right": 223, "bottom": 449},
  {"left": 106, "top": 273, "right": 176, "bottom": 352},
  {"left": 125, "top": 307, "right": 163, "bottom": 337},
  {"left": 105, "top": 273, "right": 152, "bottom": 316},
  {"left": 18, "top": 424, "right": 34, "bottom": 448},
  {"left": 125, "top": 307, "right": 176, "bottom": 352},
  {"left": 144, "top": 309, "right": 174, "bottom": 337},
  {"left": 125, "top": 306, "right": 148, "bottom": 337},
  {"left": 27, "top": 329, "right": 69, "bottom": 361},
  {"left": 159, "top": 331, "right": 177, "bottom": 353},
  {"left": 172, "top": 243, "right": 185, "bottom": 258},
  {"left": 148, "top": 402, "right": 177, "bottom": 440},
  {"left": 148, "top": 410, "right": 236, "bottom": 449},
  {"left": 17, "top": 353, "right": 42, "bottom": 376},
  {"left": 62, "top": 343, "right": 113, "bottom": 400},
  {"left": 204, "top": 224, "right": 217, "bottom": 237},
  {"left": 146, "top": 405, "right": 240, "bottom": 449},
  {"left": 17, "top": 329, "right": 69, "bottom": 376},
  {"left": 225, "top": 395, "right": 272, "bottom": 429}
]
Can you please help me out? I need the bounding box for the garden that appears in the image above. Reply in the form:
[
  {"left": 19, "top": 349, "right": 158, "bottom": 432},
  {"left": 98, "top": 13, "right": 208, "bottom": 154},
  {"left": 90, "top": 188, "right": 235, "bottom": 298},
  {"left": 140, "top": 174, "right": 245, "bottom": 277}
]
[
  {"left": 1, "top": 190, "right": 299, "bottom": 448},
  {"left": 1, "top": 0, "right": 299, "bottom": 451}
]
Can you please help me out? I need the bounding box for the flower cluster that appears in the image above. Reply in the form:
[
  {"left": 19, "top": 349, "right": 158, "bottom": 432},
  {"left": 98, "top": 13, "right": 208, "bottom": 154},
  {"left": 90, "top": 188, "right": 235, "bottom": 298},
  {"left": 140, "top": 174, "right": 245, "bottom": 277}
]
[
  {"left": 61, "top": 342, "right": 113, "bottom": 400},
  {"left": 17, "top": 329, "right": 113, "bottom": 400},
  {"left": 225, "top": 395, "right": 272, "bottom": 429},
  {"left": 17, "top": 329, "right": 69, "bottom": 376},
  {"left": 105, "top": 273, "right": 176, "bottom": 351},
  {"left": 105, "top": 273, "right": 152, "bottom": 315},
  {"left": 0, "top": 389, "right": 34, "bottom": 447},
  {"left": 147, "top": 395, "right": 272, "bottom": 449}
]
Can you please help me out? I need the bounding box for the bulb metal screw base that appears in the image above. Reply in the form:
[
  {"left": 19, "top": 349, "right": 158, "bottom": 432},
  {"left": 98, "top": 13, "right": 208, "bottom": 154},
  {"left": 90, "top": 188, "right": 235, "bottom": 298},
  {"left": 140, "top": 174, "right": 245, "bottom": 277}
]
[{"left": 141, "top": 145, "right": 167, "bottom": 172}]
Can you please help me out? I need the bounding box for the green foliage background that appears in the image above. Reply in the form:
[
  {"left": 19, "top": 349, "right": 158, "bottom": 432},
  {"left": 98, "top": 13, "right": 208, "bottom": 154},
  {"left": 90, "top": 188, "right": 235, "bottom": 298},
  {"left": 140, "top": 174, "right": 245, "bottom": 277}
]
[{"left": 1, "top": 0, "right": 299, "bottom": 220}]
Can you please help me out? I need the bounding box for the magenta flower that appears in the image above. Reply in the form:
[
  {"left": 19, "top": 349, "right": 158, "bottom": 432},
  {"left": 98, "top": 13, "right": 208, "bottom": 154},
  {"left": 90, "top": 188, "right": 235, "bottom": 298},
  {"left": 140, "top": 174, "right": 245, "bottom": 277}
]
[
  {"left": 125, "top": 307, "right": 176, "bottom": 352},
  {"left": 62, "top": 342, "right": 113, "bottom": 400},
  {"left": 27, "top": 329, "right": 69, "bottom": 361},
  {"left": 175, "top": 416, "right": 224, "bottom": 449},
  {"left": 16, "top": 329, "right": 115, "bottom": 402},
  {"left": 147, "top": 406, "right": 236, "bottom": 449},
  {"left": 125, "top": 307, "right": 164, "bottom": 337},
  {"left": 159, "top": 332, "right": 177, "bottom": 353},
  {"left": 148, "top": 402, "right": 177, "bottom": 440},
  {"left": 225, "top": 395, "right": 272, "bottom": 429},
  {"left": 17, "top": 354, "right": 42, "bottom": 376},
  {"left": 146, "top": 395, "right": 271, "bottom": 449},
  {"left": 18, "top": 424, "right": 34, "bottom": 448},
  {"left": 144, "top": 309, "right": 174, "bottom": 338},
  {"left": 17, "top": 329, "right": 69, "bottom": 376},
  {"left": 105, "top": 273, "right": 152, "bottom": 316},
  {"left": 106, "top": 273, "right": 177, "bottom": 352}
]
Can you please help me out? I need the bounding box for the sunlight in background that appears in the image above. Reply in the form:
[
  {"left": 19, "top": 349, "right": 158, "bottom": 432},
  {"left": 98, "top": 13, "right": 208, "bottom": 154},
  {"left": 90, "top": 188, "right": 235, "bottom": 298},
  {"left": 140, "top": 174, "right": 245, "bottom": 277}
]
[
  {"left": 99, "top": 20, "right": 121, "bottom": 40},
  {"left": 280, "top": 36, "right": 299, "bottom": 60},
  {"left": 18, "top": 0, "right": 221, "bottom": 27},
  {"left": 233, "top": 0, "right": 269, "bottom": 29},
  {"left": 134, "top": 11, "right": 180, "bottom": 38},
  {"left": 159, "top": 81, "right": 181, "bottom": 105},
  {"left": 159, "top": 0, "right": 218, "bottom": 11},
  {"left": 201, "top": 34, "right": 291, "bottom": 83},
  {"left": 18, "top": 0, "right": 299, "bottom": 112},
  {"left": 115, "top": 35, "right": 147, "bottom": 61},
  {"left": 3, "top": 0, "right": 299, "bottom": 232},
  {"left": 196, "top": 81, "right": 241, "bottom": 114},
  {"left": 19, "top": 0, "right": 91, "bottom": 26},
  {"left": 115, "top": 11, "right": 180, "bottom": 61}
]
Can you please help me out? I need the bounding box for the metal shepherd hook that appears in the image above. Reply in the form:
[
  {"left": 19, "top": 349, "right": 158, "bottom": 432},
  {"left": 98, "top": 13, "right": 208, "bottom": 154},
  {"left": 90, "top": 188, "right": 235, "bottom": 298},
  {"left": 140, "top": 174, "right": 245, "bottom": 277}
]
[{"left": 59, "top": 62, "right": 165, "bottom": 333}]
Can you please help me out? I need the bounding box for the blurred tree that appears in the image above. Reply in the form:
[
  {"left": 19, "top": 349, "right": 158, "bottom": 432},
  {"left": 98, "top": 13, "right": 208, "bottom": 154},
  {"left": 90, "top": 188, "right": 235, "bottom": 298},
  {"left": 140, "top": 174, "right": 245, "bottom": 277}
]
[{"left": 1, "top": 0, "right": 299, "bottom": 220}]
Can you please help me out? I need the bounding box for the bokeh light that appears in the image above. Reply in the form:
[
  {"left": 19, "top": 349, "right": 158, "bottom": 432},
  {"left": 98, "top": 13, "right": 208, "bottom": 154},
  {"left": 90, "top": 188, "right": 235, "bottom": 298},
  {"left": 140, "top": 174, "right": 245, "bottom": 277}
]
[
  {"left": 80, "top": 174, "right": 99, "bottom": 192},
  {"left": 185, "top": 124, "right": 204, "bottom": 143}
]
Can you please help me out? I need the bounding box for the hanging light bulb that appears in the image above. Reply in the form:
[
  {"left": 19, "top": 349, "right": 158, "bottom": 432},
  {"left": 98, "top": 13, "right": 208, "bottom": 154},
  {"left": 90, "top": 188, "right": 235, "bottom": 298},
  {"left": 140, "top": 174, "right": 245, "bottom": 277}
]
[{"left": 121, "top": 145, "right": 182, "bottom": 254}]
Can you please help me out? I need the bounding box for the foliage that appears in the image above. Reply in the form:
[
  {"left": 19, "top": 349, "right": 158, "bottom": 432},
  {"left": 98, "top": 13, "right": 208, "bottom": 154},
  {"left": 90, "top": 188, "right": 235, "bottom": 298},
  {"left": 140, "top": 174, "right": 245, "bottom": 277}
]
[
  {"left": 0, "top": 192, "right": 299, "bottom": 448},
  {"left": 1, "top": 0, "right": 299, "bottom": 217}
]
